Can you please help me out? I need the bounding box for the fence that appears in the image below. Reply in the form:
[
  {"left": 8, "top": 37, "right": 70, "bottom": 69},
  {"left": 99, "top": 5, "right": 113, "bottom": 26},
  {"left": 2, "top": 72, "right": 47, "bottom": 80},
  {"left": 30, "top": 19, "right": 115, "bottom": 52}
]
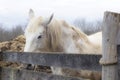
[{"left": 0, "top": 11, "right": 120, "bottom": 80}]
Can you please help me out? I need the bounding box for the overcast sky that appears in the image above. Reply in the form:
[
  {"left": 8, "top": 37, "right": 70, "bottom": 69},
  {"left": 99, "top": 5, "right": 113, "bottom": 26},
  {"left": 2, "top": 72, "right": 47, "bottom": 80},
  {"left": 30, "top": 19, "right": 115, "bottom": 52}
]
[{"left": 0, "top": 0, "right": 120, "bottom": 28}]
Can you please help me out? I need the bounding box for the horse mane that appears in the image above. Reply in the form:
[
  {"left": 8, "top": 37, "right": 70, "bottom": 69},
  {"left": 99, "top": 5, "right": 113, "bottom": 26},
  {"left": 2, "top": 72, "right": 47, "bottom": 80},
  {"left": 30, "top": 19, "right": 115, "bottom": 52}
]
[
  {"left": 46, "top": 19, "right": 92, "bottom": 52},
  {"left": 46, "top": 19, "right": 64, "bottom": 52},
  {"left": 66, "top": 25, "right": 101, "bottom": 53},
  {"left": 71, "top": 26, "right": 89, "bottom": 42}
]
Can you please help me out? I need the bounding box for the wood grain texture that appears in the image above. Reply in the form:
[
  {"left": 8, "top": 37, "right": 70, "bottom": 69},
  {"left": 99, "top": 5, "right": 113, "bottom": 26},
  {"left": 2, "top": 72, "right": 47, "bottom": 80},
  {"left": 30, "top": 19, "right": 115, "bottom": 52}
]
[
  {"left": 100, "top": 11, "right": 120, "bottom": 80},
  {"left": 0, "top": 52, "right": 102, "bottom": 71},
  {"left": 0, "top": 67, "right": 88, "bottom": 80}
]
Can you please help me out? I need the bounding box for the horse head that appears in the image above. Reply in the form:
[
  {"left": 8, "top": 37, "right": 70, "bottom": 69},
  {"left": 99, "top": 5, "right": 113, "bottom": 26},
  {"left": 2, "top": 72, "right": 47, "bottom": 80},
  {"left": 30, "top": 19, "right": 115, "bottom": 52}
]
[{"left": 24, "top": 9, "right": 54, "bottom": 52}]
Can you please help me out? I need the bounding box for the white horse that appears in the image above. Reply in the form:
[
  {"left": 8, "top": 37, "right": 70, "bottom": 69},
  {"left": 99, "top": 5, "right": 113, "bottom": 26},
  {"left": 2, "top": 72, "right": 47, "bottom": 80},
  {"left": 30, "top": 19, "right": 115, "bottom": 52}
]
[{"left": 24, "top": 9, "right": 102, "bottom": 78}]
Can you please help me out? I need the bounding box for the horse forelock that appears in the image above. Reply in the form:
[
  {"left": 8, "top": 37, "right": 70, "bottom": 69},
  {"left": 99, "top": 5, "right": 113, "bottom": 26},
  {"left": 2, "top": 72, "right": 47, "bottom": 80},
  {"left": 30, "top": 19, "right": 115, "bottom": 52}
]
[{"left": 26, "top": 16, "right": 44, "bottom": 33}]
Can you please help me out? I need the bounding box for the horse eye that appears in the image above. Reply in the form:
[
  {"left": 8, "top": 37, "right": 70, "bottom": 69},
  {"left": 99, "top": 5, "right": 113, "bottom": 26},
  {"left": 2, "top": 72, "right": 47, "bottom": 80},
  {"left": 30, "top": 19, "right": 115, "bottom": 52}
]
[{"left": 37, "top": 35, "right": 42, "bottom": 39}]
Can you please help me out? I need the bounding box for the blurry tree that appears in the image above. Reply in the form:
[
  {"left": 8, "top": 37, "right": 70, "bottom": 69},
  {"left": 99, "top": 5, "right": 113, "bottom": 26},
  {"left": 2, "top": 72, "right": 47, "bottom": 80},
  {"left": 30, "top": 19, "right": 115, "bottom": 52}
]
[
  {"left": 73, "top": 18, "right": 102, "bottom": 35},
  {"left": 0, "top": 24, "right": 25, "bottom": 42}
]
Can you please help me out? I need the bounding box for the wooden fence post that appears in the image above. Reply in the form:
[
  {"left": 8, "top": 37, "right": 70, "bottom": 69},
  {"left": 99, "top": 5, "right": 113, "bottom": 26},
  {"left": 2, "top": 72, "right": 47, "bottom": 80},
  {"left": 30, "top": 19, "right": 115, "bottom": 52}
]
[
  {"left": 100, "top": 11, "right": 120, "bottom": 80},
  {"left": 0, "top": 52, "right": 3, "bottom": 80}
]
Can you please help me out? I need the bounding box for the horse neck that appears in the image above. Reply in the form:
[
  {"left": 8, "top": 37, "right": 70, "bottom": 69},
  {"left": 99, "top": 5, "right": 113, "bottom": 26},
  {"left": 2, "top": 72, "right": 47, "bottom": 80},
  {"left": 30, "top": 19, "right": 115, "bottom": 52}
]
[{"left": 87, "top": 32, "right": 102, "bottom": 54}]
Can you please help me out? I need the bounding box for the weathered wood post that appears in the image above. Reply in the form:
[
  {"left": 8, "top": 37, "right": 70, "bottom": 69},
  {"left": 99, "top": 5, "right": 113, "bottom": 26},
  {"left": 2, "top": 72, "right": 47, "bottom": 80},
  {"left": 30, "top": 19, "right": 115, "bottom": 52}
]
[{"left": 100, "top": 11, "right": 120, "bottom": 80}]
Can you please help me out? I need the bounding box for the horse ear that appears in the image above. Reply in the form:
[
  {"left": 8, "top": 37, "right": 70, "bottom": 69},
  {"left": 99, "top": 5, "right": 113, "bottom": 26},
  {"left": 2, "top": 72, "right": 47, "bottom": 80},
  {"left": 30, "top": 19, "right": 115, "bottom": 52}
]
[
  {"left": 48, "top": 13, "right": 54, "bottom": 24},
  {"left": 44, "top": 13, "right": 54, "bottom": 26},
  {"left": 29, "top": 9, "right": 35, "bottom": 19}
]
